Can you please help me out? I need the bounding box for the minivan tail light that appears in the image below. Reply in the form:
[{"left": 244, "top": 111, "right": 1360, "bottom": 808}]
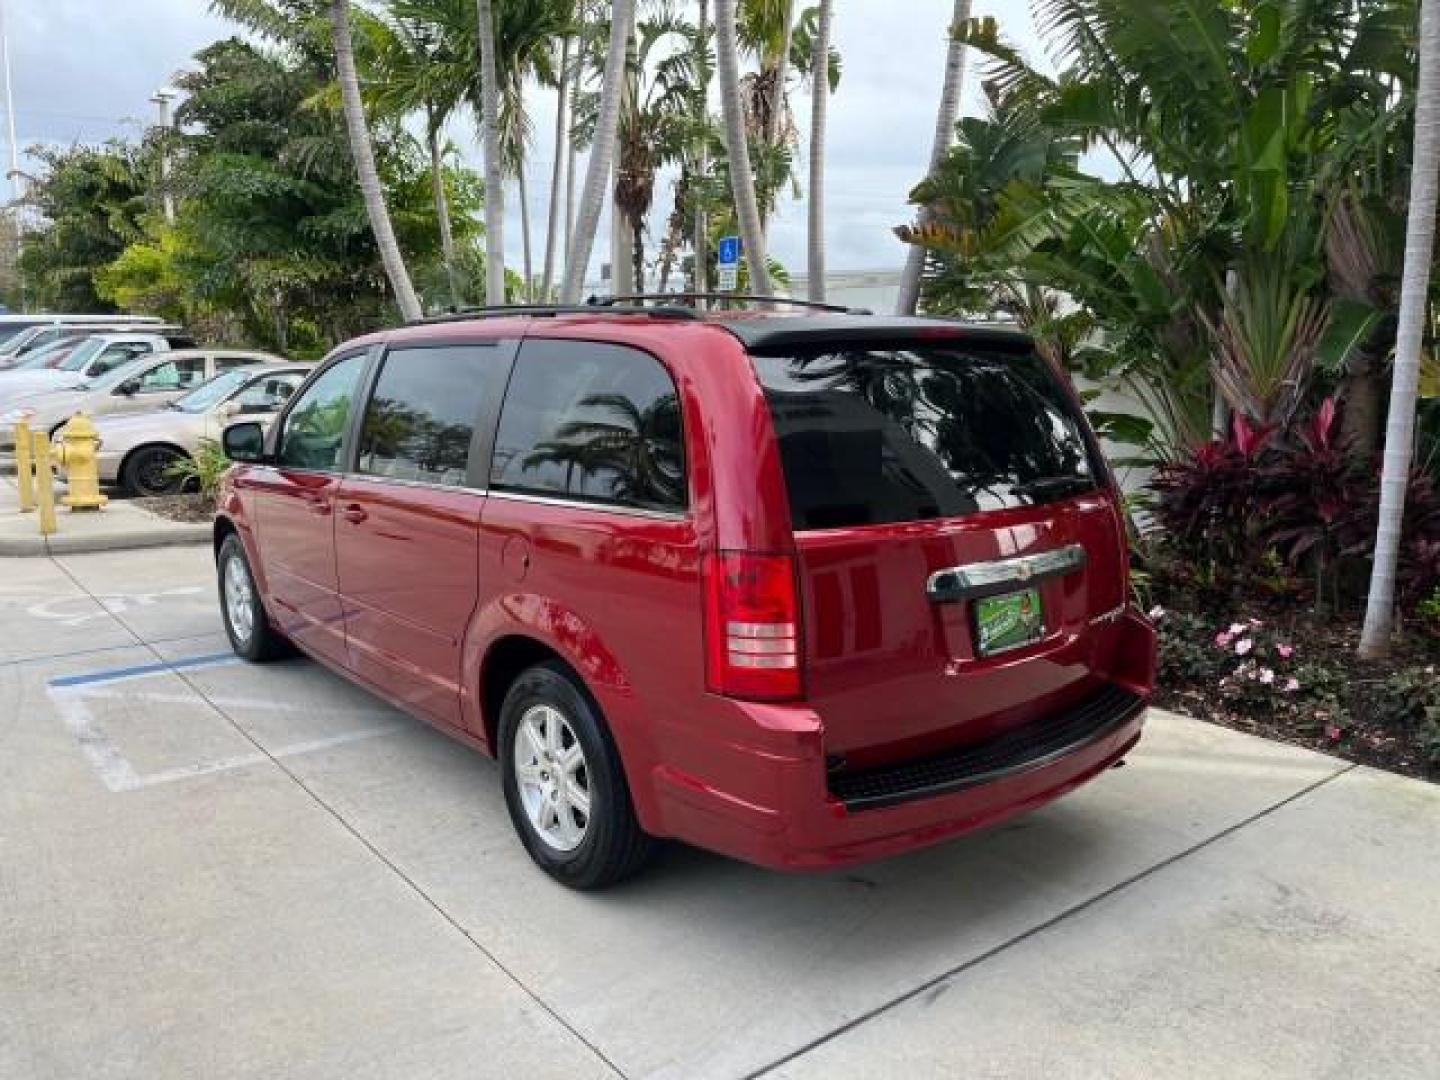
[{"left": 703, "top": 551, "right": 802, "bottom": 701}]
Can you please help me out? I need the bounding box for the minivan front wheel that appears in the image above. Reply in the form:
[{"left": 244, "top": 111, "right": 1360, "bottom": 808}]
[
  {"left": 498, "top": 661, "right": 653, "bottom": 889},
  {"left": 217, "top": 534, "right": 287, "bottom": 662}
]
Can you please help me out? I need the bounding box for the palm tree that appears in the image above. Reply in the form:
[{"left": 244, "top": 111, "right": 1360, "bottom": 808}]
[
  {"left": 476, "top": 0, "right": 506, "bottom": 304},
  {"left": 560, "top": 0, "right": 636, "bottom": 302},
  {"left": 330, "top": 0, "right": 423, "bottom": 320},
  {"left": 895, "top": 0, "right": 971, "bottom": 316},
  {"left": 541, "top": 33, "right": 573, "bottom": 299},
  {"left": 715, "top": 0, "right": 773, "bottom": 297},
  {"left": 370, "top": 0, "right": 477, "bottom": 310},
  {"left": 1360, "top": 0, "right": 1440, "bottom": 657},
  {"left": 693, "top": 0, "right": 711, "bottom": 293},
  {"left": 806, "top": 0, "right": 832, "bottom": 303}
]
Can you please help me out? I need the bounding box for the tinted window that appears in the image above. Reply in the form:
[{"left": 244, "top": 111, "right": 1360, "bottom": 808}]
[
  {"left": 357, "top": 347, "right": 489, "bottom": 486},
  {"left": 216, "top": 354, "right": 257, "bottom": 372},
  {"left": 491, "top": 341, "right": 686, "bottom": 512},
  {"left": 752, "top": 343, "right": 1100, "bottom": 530},
  {"left": 278, "top": 353, "right": 367, "bottom": 471}
]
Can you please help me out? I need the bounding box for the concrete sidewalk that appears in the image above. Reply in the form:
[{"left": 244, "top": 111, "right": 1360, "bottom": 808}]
[
  {"left": 0, "top": 474, "right": 210, "bottom": 555},
  {"left": 3, "top": 545, "right": 1438, "bottom": 1079}
]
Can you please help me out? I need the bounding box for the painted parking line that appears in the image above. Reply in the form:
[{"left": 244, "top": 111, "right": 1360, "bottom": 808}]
[
  {"left": 48, "top": 651, "right": 240, "bottom": 689},
  {"left": 46, "top": 652, "right": 405, "bottom": 792}
]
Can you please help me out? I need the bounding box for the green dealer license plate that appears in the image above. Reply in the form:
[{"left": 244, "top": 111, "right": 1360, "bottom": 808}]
[{"left": 974, "top": 588, "right": 1045, "bottom": 656}]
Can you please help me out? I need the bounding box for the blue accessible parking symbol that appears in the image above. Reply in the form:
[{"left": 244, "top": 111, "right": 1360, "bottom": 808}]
[{"left": 717, "top": 235, "right": 741, "bottom": 267}]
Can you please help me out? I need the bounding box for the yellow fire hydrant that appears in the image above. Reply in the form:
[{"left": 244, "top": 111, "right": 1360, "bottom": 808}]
[{"left": 53, "top": 412, "right": 109, "bottom": 511}]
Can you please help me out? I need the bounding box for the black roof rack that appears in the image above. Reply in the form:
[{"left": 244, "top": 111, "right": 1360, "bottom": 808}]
[
  {"left": 407, "top": 303, "right": 698, "bottom": 326},
  {"left": 590, "top": 292, "right": 861, "bottom": 314}
]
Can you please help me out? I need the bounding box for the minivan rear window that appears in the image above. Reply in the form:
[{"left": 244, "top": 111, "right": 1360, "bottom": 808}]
[{"left": 751, "top": 342, "right": 1102, "bottom": 530}]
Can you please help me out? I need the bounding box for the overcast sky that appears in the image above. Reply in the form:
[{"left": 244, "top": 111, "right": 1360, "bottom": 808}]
[{"left": 2, "top": 0, "right": 1050, "bottom": 279}]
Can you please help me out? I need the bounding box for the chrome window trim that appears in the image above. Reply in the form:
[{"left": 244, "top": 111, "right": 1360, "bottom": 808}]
[
  {"left": 488, "top": 488, "right": 688, "bottom": 522},
  {"left": 926, "top": 544, "right": 1087, "bottom": 604},
  {"left": 343, "top": 471, "right": 485, "bottom": 497}
]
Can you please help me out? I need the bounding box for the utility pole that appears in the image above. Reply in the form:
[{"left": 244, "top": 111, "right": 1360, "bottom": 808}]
[{"left": 150, "top": 86, "right": 177, "bottom": 225}]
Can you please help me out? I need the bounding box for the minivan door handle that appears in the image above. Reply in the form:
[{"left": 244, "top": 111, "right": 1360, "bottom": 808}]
[{"left": 340, "top": 503, "right": 368, "bottom": 525}]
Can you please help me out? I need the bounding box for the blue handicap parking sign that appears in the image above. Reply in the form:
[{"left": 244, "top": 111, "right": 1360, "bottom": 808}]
[{"left": 717, "top": 235, "right": 741, "bottom": 267}]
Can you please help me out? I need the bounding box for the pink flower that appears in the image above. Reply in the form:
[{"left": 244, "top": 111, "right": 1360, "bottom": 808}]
[
  {"left": 1215, "top": 631, "right": 1234, "bottom": 648},
  {"left": 1229, "top": 622, "right": 1247, "bottom": 635},
  {"left": 1283, "top": 678, "right": 1300, "bottom": 693},
  {"left": 1148, "top": 605, "right": 1165, "bottom": 621},
  {"left": 1235, "top": 638, "right": 1254, "bottom": 656},
  {"left": 1259, "top": 668, "right": 1275, "bottom": 685},
  {"left": 1248, "top": 618, "right": 1263, "bottom": 627},
  {"left": 1325, "top": 723, "right": 1343, "bottom": 742},
  {"left": 1276, "top": 644, "right": 1295, "bottom": 659}
]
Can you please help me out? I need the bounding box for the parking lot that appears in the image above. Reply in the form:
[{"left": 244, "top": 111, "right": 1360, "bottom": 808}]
[{"left": 3, "top": 544, "right": 1439, "bottom": 1079}]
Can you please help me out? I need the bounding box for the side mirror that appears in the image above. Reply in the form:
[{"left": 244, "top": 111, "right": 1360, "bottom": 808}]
[
  {"left": 222, "top": 421, "right": 268, "bottom": 464},
  {"left": 117, "top": 378, "right": 140, "bottom": 397}
]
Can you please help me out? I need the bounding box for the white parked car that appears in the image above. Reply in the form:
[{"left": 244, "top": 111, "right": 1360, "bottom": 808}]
[
  {"left": 0, "top": 348, "right": 285, "bottom": 451},
  {"left": 85, "top": 363, "right": 308, "bottom": 495}
]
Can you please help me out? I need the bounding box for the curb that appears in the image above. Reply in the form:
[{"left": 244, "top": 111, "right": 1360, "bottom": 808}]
[{"left": 0, "top": 522, "right": 212, "bottom": 557}]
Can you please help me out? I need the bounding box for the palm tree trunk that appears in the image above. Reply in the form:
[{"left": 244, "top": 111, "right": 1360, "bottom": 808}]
[
  {"left": 807, "top": 0, "right": 832, "bottom": 303},
  {"left": 693, "top": 0, "right": 710, "bottom": 294},
  {"left": 715, "top": 0, "right": 773, "bottom": 297},
  {"left": 895, "top": 0, "right": 972, "bottom": 315},
  {"left": 761, "top": 0, "right": 794, "bottom": 237},
  {"left": 1360, "top": 0, "right": 1440, "bottom": 657},
  {"left": 518, "top": 154, "right": 534, "bottom": 300},
  {"left": 565, "top": 43, "right": 581, "bottom": 258},
  {"left": 428, "top": 121, "right": 463, "bottom": 310},
  {"left": 476, "top": 0, "right": 506, "bottom": 305},
  {"left": 329, "top": 0, "right": 422, "bottom": 321},
  {"left": 541, "top": 35, "right": 572, "bottom": 301},
  {"left": 561, "top": 0, "right": 636, "bottom": 302}
]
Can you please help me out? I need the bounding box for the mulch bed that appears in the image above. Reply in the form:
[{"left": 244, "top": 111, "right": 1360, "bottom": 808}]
[
  {"left": 133, "top": 493, "right": 216, "bottom": 525},
  {"left": 1153, "top": 594, "right": 1438, "bottom": 783}
]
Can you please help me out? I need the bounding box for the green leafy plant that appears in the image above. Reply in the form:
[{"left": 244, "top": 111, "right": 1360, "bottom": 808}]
[
  {"left": 163, "top": 439, "right": 231, "bottom": 500},
  {"left": 1375, "top": 667, "right": 1440, "bottom": 769}
]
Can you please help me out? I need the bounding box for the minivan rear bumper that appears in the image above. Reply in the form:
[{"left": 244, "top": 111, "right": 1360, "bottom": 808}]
[
  {"left": 644, "top": 611, "right": 1154, "bottom": 871},
  {"left": 650, "top": 695, "right": 1143, "bottom": 870}
]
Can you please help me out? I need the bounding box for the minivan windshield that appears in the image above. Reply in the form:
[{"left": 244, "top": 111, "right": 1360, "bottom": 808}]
[{"left": 751, "top": 342, "right": 1102, "bottom": 530}]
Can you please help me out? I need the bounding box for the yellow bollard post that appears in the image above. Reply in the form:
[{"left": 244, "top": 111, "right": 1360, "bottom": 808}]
[
  {"left": 14, "top": 421, "right": 35, "bottom": 513},
  {"left": 31, "top": 430, "right": 58, "bottom": 537},
  {"left": 54, "top": 413, "right": 108, "bottom": 511}
]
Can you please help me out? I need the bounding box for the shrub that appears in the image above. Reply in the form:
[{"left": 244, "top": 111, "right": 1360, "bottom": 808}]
[
  {"left": 163, "top": 438, "right": 231, "bottom": 499},
  {"left": 1375, "top": 667, "right": 1440, "bottom": 768}
]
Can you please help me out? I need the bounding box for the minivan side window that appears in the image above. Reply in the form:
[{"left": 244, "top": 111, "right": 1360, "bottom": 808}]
[
  {"left": 356, "top": 347, "right": 490, "bottom": 486},
  {"left": 490, "top": 341, "right": 686, "bottom": 513},
  {"left": 277, "top": 353, "right": 367, "bottom": 471}
]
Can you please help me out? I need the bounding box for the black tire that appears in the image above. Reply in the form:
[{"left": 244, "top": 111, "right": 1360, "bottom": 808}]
[
  {"left": 123, "top": 445, "right": 187, "bottom": 497},
  {"left": 217, "top": 534, "right": 288, "bottom": 662},
  {"left": 498, "top": 661, "right": 654, "bottom": 889}
]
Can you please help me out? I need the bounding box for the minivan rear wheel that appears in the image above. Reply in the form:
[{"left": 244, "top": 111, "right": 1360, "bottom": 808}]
[{"left": 498, "top": 661, "right": 653, "bottom": 889}]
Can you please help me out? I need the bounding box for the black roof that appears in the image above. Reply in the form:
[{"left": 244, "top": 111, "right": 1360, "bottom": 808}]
[{"left": 713, "top": 315, "right": 1033, "bottom": 351}]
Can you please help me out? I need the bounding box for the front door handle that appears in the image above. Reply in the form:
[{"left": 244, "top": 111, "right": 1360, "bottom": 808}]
[{"left": 340, "top": 503, "right": 368, "bottom": 524}]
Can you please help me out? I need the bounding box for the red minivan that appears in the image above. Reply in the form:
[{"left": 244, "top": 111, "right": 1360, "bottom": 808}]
[{"left": 216, "top": 305, "right": 1155, "bottom": 889}]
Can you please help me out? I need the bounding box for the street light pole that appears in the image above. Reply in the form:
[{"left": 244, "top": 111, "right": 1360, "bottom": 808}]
[
  {"left": 150, "top": 86, "right": 177, "bottom": 225},
  {"left": 1, "top": 0, "right": 20, "bottom": 201}
]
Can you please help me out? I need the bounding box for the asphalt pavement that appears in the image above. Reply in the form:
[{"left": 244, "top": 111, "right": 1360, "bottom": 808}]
[{"left": 2, "top": 545, "right": 1437, "bottom": 1079}]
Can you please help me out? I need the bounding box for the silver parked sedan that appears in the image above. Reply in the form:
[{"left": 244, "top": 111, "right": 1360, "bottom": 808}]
[{"left": 85, "top": 363, "right": 310, "bottom": 495}]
